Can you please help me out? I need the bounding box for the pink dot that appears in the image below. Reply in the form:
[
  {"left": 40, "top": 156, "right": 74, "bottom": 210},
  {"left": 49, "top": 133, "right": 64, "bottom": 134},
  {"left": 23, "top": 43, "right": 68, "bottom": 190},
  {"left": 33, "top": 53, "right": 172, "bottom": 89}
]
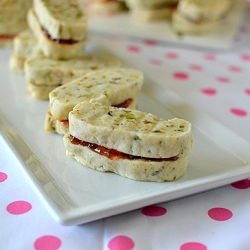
[
  {"left": 7, "top": 200, "right": 32, "bottom": 215},
  {"left": 0, "top": 172, "right": 8, "bottom": 182},
  {"left": 127, "top": 45, "right": 141, "bottom": 53},
  {"left": 173, "top": 72, "right": 189, "bottom": 80},
  {"left": 245, "top": 88, "right": 250, "bottom": 96},
  {"left": 216, "top": 76, "right": 230, "bottom": 83},
  {"left": 144, "top": 39, "right": 157, "bottom": 46},
  {"left": 149, "top": 58, "right": 163, "bottom": 66},
  {"left": 34, "top": 235, "right": 62, "bottom": 250},
  {"left": 201, "top": 88, "right": 217, "bottom": 96},
  {"left": 108, "top": 235, "right": 135, "bottom": 250},
  {"left": 228, "top": 66, "right": 242, "bottom": 73},
  {"left": 165, "top": 52, "right": 178, "bottom": 59},
  {"left": 189, "top": 64, "right": 203, "bottom": 71},
  {"left": 204, "top": 54, "right": 216, "bottom": 61},
  {"left": 231, "top": 179, "right": 250, "bottom": 189},
  {"left": 180, "top": 242, "right": 207, "bottom": 250},
  {"left": 230, "top": 108, "right": 248, "bottom": 117},
  {"left": 141, "top": 205, "right": 167, "bottom": 216},
  {"left": 208, "top": 207, "right": 233, "bottom": 221},
  {"left": 240, "top": 54, "right": 250, "bottom": 61}
]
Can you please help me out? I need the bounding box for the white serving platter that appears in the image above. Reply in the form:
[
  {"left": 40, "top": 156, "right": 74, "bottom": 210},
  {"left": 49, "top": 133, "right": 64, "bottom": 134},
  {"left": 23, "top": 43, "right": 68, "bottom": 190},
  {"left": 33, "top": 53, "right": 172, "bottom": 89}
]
[
  {"left": 88, "top": 0, "right": 246, "bottom": 50},
  {"left": 0, "top": 48, "right": 250, "bottom": 226}
]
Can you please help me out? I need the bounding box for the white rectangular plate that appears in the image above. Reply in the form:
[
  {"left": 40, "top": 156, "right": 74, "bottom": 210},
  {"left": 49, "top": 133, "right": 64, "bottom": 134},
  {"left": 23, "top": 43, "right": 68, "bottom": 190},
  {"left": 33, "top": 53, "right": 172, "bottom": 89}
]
[
  {"left": 88, "top": 0, "right": 245, "bottom": 50},
  {"left": 1, "top": 48, "right": 250, "bottom": 225}
]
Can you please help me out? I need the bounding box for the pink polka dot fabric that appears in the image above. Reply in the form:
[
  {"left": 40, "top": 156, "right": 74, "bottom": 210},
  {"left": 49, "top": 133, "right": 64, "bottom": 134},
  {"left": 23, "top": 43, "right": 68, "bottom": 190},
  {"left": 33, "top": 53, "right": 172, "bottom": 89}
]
[{"left": 2, "top": 8, "right": 250, "bottom": 249}]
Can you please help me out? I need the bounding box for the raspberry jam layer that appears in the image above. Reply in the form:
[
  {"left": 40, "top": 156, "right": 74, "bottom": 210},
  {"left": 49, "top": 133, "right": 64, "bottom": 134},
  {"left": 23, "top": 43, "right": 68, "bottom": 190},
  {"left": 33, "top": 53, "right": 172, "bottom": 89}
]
[
  {"left": 70, "top": 135, "right": 179, "bottom": 162},
  {"left": 113, "top": 98, "right": 133, "bottom": 108},
  {"left": 0, "top": 34, "right": 15, "bottom": 40},
  {"left": 41, "top": 26, "right": 80, "bottom": 45}
]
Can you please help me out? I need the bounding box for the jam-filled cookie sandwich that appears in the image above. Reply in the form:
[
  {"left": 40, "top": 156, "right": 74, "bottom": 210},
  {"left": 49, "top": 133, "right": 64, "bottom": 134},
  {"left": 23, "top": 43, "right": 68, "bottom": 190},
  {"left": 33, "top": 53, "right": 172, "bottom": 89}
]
[
  {"left": 24, "top": 55, "right": 121, "bottom": 99},
  {"left": 27, "top": 0, "right": 87, "bottom": 59},
  {"left": 125, "top": 0, "right": 178, "bottom": 22},
  {"left": 9, "top": 30, "right": 39, "bottom": 72},
  {"left": 64, "top": 101, "right": 192, "bottom": 182},
  {"left": 0, "top": 0, "right": 32, "bottom": 47},
  {"left": 45, "top": 68, "right": 143, "bottom": 134},
  {"left": 172, "top": 0, "right": 232, "bottom": 34}
]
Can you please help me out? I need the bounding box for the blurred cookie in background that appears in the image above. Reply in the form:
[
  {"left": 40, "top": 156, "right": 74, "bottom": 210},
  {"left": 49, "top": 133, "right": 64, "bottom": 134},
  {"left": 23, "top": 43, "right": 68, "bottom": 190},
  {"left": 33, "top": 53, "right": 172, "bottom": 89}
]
[
  {"left": 125, "top": 0, "right": 178, "bottom": 22},
  {"left": 172, "top": 0, "right": 232, "bottom": 34},
  {"left": 78, "top": 0, "right": 127, "bottom": 16},
  {"left": 0, "top": 0, "right": 32, "bottom": 47}
]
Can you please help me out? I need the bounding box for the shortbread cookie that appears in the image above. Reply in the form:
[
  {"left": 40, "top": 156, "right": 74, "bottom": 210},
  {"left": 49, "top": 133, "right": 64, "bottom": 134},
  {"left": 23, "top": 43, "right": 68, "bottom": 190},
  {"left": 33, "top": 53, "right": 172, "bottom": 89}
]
[
  {"left": 28, "top": 3, "right": 86, "bottom": 59},
  {"left": 126, "top": 0, "right": 178, "bottom": 21},
  {"left": 33, "top": 0, "right": 87, "bottom": 40},
  {"left": 25, "top": 54, "right": 121, "bottom": 99},
  {"left": 9, "top": 30, "right": 39, "bottom": 72},
  {"left": 172, "top": 0, "right": 232, "bottom": 34},
  {"left": 0, "top": 0, "right": 32, "bottom": 46},
  {"left": 63, "top": 101, "right": 192, "bottom": 182},
  {"left": 45, "top": 68, "right": 143, "bottom": 134},
  {"left": 87, "top": 0, "right": 125, "bottom": 16}
]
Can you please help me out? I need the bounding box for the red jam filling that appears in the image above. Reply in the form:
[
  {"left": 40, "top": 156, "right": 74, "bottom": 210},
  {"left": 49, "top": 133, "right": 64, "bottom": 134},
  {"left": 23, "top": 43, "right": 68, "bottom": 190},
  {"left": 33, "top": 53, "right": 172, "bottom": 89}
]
[
  {"left": 60, "top": 120, "right": 69, "bottom": 126},
  {"left": 113, "top": 98, "right": 133, "bottom": 108},
  {"left": 168, "top": 3, "right": 178, "bottom": 11},
  {"left": 70, "top": 135, "right": 179, "bottom": 162},
  {"left": 41, "top": 26, "right": 80, "bottom": 45},
  {"left": 0, "top": 34, "right": 15, "bottom": 40},
  {"left": 59, "top": 98, "right": 133, "bottom": 124}
]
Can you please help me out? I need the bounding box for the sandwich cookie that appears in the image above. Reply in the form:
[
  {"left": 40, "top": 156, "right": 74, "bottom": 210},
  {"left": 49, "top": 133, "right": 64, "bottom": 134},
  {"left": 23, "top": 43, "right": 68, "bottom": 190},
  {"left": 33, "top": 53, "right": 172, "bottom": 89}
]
[
  {"left": 28, "top": 0, "right": 87, "bottom": 59},
  {"left": 126, "top": 0, "right": 178, "bottom": 22},
  {"left": 0, "top": 0, "right": 32, "bottom": 47},
  {"left": 86, "top": 0, "right": 126, "bottom": 16},
  {"left": 172, "top": 0, "right": 232, "bottom": 34},
  {"left": 25, "top": 55, "right": 121, "bottom": 99},
  {"left": 64, "top": 101, "right": 192, "bottom": 182},
  {"left": 45, "top": 68, "right": 143, "bottom": 134},
  {"left": 9, "top": 30, "right": 40, "bottom": 72}
]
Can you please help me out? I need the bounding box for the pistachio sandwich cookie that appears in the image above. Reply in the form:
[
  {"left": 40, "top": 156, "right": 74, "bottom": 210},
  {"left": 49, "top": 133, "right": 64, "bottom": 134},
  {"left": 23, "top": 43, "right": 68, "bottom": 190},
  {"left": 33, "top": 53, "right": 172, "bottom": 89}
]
[
  {"left": 0, "top": 0, "right": 32, "bottom": 47},
  {"left": 87, "top": 0, "right": 126, "bottom": 16},
  {"left": 28, "top": 0, "right": 87, "bottom": 59},
  {"left": 9, "top": 30, "right": 40, "bottom": 72},
  {"left": 45, "top": 68, "right": 143, "bottom": 134},
  {"left": 64, "top": 101, "right": 192, "bottom": 182},
  {"left": 25, "top": 55, "right": 121, "bottom": 99},
  {"left": 172, "top": 0, "right": 232, "bottom": 34},
  {"left": 126, "top": 0, "right": 178, "bottom": 22}
]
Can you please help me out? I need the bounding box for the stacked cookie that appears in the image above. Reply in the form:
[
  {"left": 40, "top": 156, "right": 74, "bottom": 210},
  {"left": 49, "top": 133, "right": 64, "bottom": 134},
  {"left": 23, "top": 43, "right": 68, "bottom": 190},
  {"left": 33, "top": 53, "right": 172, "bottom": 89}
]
[
  {"left": 10, "top": 0, "right": 122, "bottom": 99},
  {"left": 83, "top": 0, "right": 232, "bottom": 35},
  {"left": 45, "top": 68, "right": 143, "bottom": 134},
  {"left": 172, "top": 0, "right": 232, "bottom": 34},
  {"left": 28, "top": 0, "right": 87, "bottom": 60},
  {"left": 125, "top": 0, "right": 179, "bottom": 22},
  {"left": 0, "top": 0, "right": 32, "bottom": 47},
  {"left": 64, "top": 102, "right": 192, "bottom": 182},
  {"left": 86, "top": 0, "right": 126, "bottom": 16},
  {"left": 9, "top": 30, "right": 39, "bottom": 72},
  {"left": 7, "top": 0, "right": 193, "bottom": 182}
]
